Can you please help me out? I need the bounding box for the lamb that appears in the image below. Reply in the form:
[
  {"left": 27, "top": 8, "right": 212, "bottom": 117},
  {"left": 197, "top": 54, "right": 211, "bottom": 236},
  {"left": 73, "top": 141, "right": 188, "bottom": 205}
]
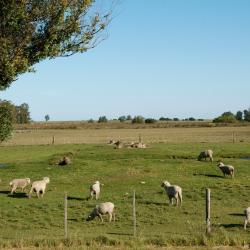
[
  {"left": 244, "top": 207, "right": 250, "bottom": 230},
  {"left": 161, "top": 181, "right": 182, "bottom": 206},
  {"left": 28, "top": 177, "right": 50, "bottom": 198},
  {"left": 217, "top": 162, "right": 234, "bottom": 178},
  {"left": 198, "top": 149, "right": 213, "bottom": 162},
  {"left": 89, "top": 181, "right": 102, "bottom": 200},
  {"left": 9, "top": 178, "right": 30, "bottom": 194},
  {"left": 86, "top": 202, "right": 115, "bottom": 222}
]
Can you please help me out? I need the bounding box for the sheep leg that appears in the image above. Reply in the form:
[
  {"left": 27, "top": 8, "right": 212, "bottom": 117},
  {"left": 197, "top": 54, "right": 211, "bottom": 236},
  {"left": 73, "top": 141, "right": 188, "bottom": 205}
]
[
  {"left": 95, "top": 193, "right": 99, "bottom": 200},
  {"left": 108, "top": 213, "right": 112, "bottom": 222},
  {"left": 244, "top": 219, "right": 248, "bottom": 230},
  {"left": 28, "top": 188, "right": 33, "bottom": 198},
  {"left": 11, "top": 186, "right": 16, "bottom": 194},
  {"left": 90, "top": 191, "right": 94, "bottom": 200},
  {"left": 98, "top": 213, "right": 103, "bottom": 222},
  {"left": 169, "top": 197, "right": 173, "bottom": 205},
  {"left": 113, "top": 212, "right": 116, "bottom": 222}
]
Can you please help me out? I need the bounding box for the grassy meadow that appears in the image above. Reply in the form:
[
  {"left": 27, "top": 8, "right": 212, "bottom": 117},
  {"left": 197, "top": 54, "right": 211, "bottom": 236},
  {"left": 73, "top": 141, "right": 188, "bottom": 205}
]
[{"left": 0, "top": 126, "right": 250, "bottom": 249}]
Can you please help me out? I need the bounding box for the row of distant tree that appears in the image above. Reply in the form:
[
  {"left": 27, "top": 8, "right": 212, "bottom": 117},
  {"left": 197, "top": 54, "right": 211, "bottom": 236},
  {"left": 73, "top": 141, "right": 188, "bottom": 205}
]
[
  {"left": 92, "top": 115, "right": 204, "bottom": 124},
  {"left": 213, "top": 109, "right": 250, "bottom": 123}
]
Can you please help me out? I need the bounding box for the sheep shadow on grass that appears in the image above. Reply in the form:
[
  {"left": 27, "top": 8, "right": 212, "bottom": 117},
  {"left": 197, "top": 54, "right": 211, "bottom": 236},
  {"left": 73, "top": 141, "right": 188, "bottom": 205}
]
[
  {"left": 229, "top": 213, "right": 245, "bottom": 217},
  {"left": 138, "top": 200, "right": 166, "bottom": 206},
  {"left": 0, "top": 190, "right": 10, "bottom": 195},
  {"left": 220, "top": 223, "right": 243, "bottom": 229},
  {"left": 8, "top": 192, "right": 28, "bottom": 199},
  {"left": 67, "top": 196, "right": 88, "bottom": 201},
  {"left": 193, "top": 173, "right": 224, "bottom": 178},
  {"left": 107, "top": 232, "right": 133, "bottom": 236}
]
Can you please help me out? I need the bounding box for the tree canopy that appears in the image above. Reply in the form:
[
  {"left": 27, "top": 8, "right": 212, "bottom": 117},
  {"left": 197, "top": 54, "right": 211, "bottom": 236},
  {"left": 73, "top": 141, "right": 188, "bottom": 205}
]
[{"left": 0, "top": 0, "right": 111, "bottom": 90}]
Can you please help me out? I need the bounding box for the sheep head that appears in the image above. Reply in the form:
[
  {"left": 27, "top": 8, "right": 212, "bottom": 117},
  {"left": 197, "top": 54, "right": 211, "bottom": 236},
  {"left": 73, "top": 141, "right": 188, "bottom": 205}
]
[
  {"left": 43, "top": 177, "right": 50, "bottom": 184},
  {"left": 161, "top": 181, "right": 171, "bottom": 187}
]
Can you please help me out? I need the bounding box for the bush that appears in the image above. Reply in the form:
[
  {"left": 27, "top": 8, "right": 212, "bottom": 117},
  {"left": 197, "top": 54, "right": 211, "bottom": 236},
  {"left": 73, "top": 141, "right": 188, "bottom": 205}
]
[
  {"left": 145, "top": 118, "right": 157, "bottom": 124},
  {"left": 213, "top": 112, "right": 237, "bottom": 123},
  {"left": 188, "top": 117, "right": 196, "bottom": 121},
  {"left": 131, "top": 116, "right": 145, "bottom": 124},
  {"left": 173, "top": 118, "right": 179, "bottom": 121},
  {"left": 0, "top": 101, "right": 13, "bottom": 142},
  {"left": 118, "top": 116, "right": 126, "bottom": 122},
  {"left": 98, "top": 116, "right": 108, "bottom": 123},
  {"left": 159, "top": 117, "right": 172, "bottom": 121}
]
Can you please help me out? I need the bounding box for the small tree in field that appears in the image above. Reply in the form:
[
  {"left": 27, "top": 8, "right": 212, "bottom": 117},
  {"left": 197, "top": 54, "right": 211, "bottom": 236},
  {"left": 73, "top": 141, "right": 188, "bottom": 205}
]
[
  {"left": 45, "top": 114, "right": 50, "bottom": 122},
  {"left": 118, "top": 116, "right": 126, "bottom": 122},
  {"left": 98, "top": 116, "right": 108, "bottom": 123},
  {"left": 0, "top": 101, "right": 13, "bottom": 142},
  {"left": 132, "top": 116, "right": 145, "bottom": 124}
]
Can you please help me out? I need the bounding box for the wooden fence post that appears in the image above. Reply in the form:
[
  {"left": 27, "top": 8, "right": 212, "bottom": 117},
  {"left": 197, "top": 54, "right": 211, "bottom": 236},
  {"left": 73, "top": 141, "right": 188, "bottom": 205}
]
[
  {"left": 206, "top": 188, "right": 211, "bottom": 234},
  {"left": 133, "top": 190, "right": 136, "bottom": 237},
  {"left": 52, "top": 136, "right": 55, "bottom": 144},
  {"left": 64, "top": 192, "right": 68, "bottom": 239}
]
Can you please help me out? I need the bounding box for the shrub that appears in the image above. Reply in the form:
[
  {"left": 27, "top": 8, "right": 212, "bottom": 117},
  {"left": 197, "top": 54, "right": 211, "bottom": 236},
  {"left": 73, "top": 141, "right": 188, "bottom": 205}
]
[
  {"left": 213, "top": 112, "right": 237, "bottom": 123},
  {"left": 159, "top": 117, "right": 172, "bottom": 121},
  {"left": 98, "top": 116, "right": 108, "bottom": 123},
  {"left": 118, "top": 116, "right": 126, "bottom": 122},
  {"left": 131, "top": 116, "right": 145, "bottom": 124},
  {"left": 145, "top": 118, "right": 157, "bottom": 124},
  {"left": 0, "top": 101, "right": 13, "bottom": 142}
]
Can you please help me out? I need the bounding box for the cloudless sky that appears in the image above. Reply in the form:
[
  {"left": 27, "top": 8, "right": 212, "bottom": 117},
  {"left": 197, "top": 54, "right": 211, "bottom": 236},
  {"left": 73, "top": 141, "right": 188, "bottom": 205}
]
[{"left": 1, "top": 0, "right": 250, "bottom": 121}]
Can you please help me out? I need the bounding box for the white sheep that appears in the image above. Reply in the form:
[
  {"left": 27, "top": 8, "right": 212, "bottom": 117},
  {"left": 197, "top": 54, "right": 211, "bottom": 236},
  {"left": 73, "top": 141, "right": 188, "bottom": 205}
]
[
  {"left": 28, "top": 177, "right": 50, "bottom": 198},
  {"left": 87, "top": 202, "right": 115, "bottom": 222},
  {"left": 9, "top": 178, "right": 31, "bottom": 194},
  {"left": 217, "top": 162, "right": 234, "bottom": 178},
  {"left": 244, "top": 207, "right": 250, "bottom": 230},
  {"left": 161, "top": 181, "right": 182, "bottom": 206},
  {"left": 198, "top": 149, "right": 213, "bottom": 162},
  {"left": 89, "top": 181, "right": 102, "bottom": 200}
]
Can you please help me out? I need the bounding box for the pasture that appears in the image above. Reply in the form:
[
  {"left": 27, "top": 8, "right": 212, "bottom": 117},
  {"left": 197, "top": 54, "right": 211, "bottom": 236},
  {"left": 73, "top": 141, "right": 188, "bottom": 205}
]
[{"left": 0, "top": 127, "right": 250, "bottom": 249}]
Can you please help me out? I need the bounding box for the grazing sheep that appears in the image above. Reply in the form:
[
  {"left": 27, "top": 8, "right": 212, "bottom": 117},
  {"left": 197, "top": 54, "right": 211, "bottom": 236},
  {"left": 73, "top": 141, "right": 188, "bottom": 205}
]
[
  {"left": 108, "top": 140, "right": 116, "bottom": 145},
  {"left": 131, "top": 142, "right": 146, "bottom": 149},
  {"left": 29, "top": 177, "right": 50, "bottom": 198},
  {"left": 89, "top": 181, "right": 102, "bottom": 200},
  {"left": 87, "top": 202, "right": 115, "bottom": 222},
  {"left": 114, "top": 140, "right": 123, "bottom": 149},
  {"left": 217, "top": 162, "right": 234, "bottom": 178},
  {"left": 244, "top": 207, "right": 250, "bottom": 230},
  {"left": 198, "top": 149, "right": 213, "bottom": 162},
  {"left": 9, "top": 178, "right": 30, "bottom": 194},
  {"left": 161, "top": 181, "right": 182, "bottom": 206}
]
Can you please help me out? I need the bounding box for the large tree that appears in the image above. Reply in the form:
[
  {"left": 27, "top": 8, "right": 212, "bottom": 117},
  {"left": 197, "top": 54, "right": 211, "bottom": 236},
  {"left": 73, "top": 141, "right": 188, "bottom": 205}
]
[{"left": 0, "top": 0, "right": 111, "bottom": 90}]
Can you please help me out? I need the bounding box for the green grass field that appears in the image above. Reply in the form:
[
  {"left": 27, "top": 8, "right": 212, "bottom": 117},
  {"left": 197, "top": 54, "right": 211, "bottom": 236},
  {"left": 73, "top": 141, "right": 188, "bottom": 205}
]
[{"left": 0, "top": 138, "right": 250, "bottom": 249}]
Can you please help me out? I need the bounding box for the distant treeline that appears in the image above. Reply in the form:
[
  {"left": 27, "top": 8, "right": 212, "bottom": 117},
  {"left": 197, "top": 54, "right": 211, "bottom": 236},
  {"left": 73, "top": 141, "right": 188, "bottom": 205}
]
[
  {"left": 213, "top": 109, "right": 250, "bottom": 123},
  {"left": 94, "top": 115, "right": 204, "bottom": 124}
]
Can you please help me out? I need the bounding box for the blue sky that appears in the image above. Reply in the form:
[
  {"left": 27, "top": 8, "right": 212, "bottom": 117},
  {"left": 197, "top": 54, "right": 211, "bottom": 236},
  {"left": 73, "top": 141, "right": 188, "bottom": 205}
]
[{"left": 1, "top": 0, "right": 250, "bottom": 121}]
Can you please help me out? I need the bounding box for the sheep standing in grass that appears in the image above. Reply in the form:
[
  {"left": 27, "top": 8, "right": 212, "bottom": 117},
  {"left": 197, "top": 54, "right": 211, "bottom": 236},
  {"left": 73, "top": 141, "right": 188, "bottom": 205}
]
[
  {"left": 217, "top": 162, "right": 234, "bottom": 178},
  {"left": 244, "top": 207, "right": 250, "bottom": 230},
  {"left": 29, "top": 177, "right": 50, "bottom": 198},
  {"left": 89, "top": 181, "right": 102, "bottom": 200},
  {"left": 161, "top": 181, "right": 182, "bottom": 206},
  {"left": 86, "top": 202, "right": 115, "bottom": 222},
  {"left": 9, "top": 178, "right": 30, "bottom": 194},
  {"left": 198, "top": 149, "right": 213, "bottom": 162}
]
